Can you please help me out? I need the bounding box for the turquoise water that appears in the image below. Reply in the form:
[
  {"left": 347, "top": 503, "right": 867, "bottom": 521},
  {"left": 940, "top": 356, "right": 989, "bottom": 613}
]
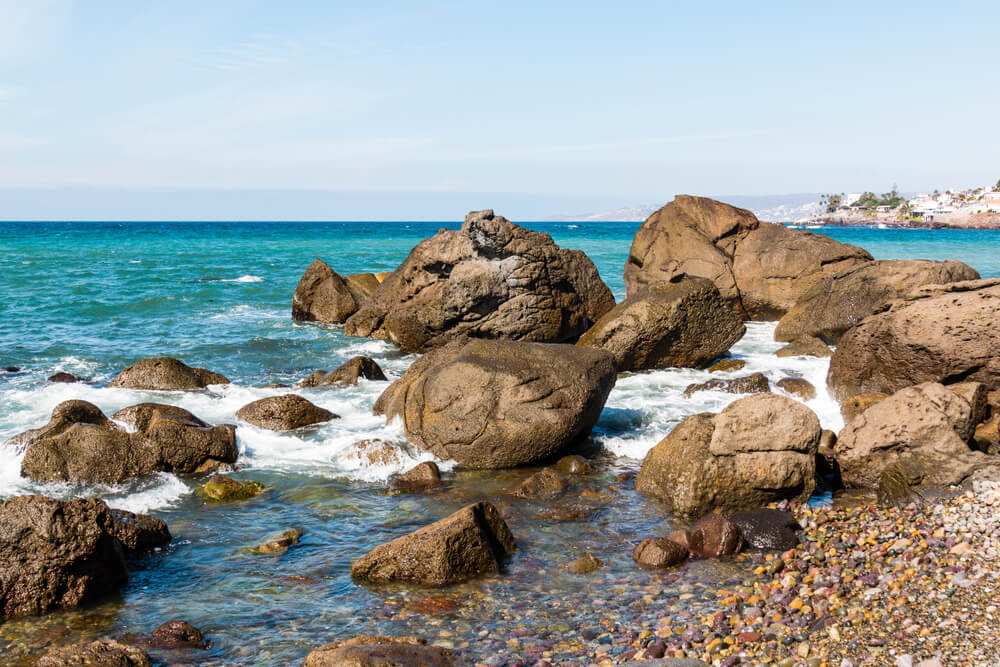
[{"left": 1, "top": 221, "right": 998, "bottom": 664}]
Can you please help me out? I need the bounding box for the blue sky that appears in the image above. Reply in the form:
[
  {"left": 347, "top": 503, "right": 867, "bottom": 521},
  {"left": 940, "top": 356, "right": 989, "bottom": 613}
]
[{"left": 1, "top": 0, "right": 998, "bottom": 219}]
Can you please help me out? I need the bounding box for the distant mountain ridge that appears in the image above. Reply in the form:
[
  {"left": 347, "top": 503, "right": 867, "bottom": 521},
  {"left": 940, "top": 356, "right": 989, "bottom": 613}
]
[{"left": 548, "top": 194, "right": 825, "bottom": 223}]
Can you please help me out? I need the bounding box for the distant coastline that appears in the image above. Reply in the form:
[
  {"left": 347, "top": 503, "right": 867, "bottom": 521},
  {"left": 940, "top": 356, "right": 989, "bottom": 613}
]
[{"left": 803, "top": 209, "right": 1000, "bottom": 230}]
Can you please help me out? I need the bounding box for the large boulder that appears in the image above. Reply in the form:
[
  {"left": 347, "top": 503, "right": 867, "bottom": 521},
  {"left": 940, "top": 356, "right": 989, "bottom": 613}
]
[
  {"left": 236, "top": 394, "right": 338, "bottom": 431},
  {"left": 344, "top": 209, "right": 615, "bottom": 353},
  {"left": 373, "top": 339, "right": 616, "bottom": 468},
  {"left": 834, "top": 382, "right": 988, "bottom": 488},
  {"left": 292, "top": 258, "right": 379, "bottom": 324},
  {"left": 109, "top": 357, "right": 229, "bottom": 390},
  {"left": 828, "top": 279, "right": 1000, "bottom": 401},
  {"left": 37, "top": 640, "right": 151, "bottom": 667},
  {"left": 635, "top": 393, "right": 820, "bottom": 519},
  {"left": 576, "top": 277, "right": 745, "bottom": 371},
  {"left": 4, "top": 399, "right": 113, "bottom": 454},
  {"left": 299, "top": 356, "right": 387, "bottom": 387},
  {"left": 305, "top": 636, "right": 454, "bottom": 667},
  {"left": 775, "top": 259, "right": 979, "bottom": 344},
  {"left": 0, "top": 496, "right": 127, "bottom": 621},
  {"left": 19, "top": 401, "right": 237, "bottom": 484},
  {"left": 351, "top": 502, "right": 515, "bottom": 586},
  {"left": 624, "top": 195, "right": 870, "bottom": 319}
]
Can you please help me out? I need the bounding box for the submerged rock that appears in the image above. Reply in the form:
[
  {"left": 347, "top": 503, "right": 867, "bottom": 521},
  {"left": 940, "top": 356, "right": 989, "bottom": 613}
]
[
  {"left": 633, "top": 537, "right": 688, "bottom": 568},
  {"left": 387, "top": 461, "right": 442, "bottom": 494},
  {"left": 345, "top": 209, "right": 615, "bottom": 352},
  {"left": 566, "top": 553, "right": 603, "bottom": 574},
  {"left": 150, "top": 620, "right": 208, "bottom": 649},
  {"left": 37, "top": 640, "right": 151, "bottom": 667},
  {"left": 577, "top": 277, "right": 745, "bottom": 371},
  {"left": 292, "top": 258, "right": 379, "bottom": 324},
  {"left": 374, "top": 338, "right": 616, "bottom": 469},
  {"left": 555, "top": 454, "right": 594, "bottom": 475},
  {"left": 299, "top": 356, "right": 387, "bottom": 387},
  {"left": 304, "top": 635, "right": 454, "bottom": 667},
  {"left": 708, "top": 358, "right": 747, "bottom": 373},
  {"left": 251, "top": 529, "right": 303, "bottom": 555},
  {"left": 109, "top": 509, "right": 171, "bottom": 554},
  {"left": 199, "top": 474, "right": 266, "bottom": 502},
  {"left": 509, "top": 468, "right": 569, "bottom": 499},
  {"left": 683, "top": 372, "right": 769, "bottom": 398},
  {"left": 351, "top": 502, "right": 515, "bottom": 586},
  {"left": 0, "top": 495, "right": 127, "bottom": 621},
  {"left": 108, "top": 357, "right": 229, "bottom": 390},
  {"left": 236, "top": 394, "right": 338, "bottom": 431}
]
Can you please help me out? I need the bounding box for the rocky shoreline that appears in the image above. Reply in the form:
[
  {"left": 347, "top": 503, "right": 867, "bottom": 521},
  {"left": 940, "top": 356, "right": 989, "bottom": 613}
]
[
  {"left": 804, "top": 210, "right": 1000, "bottom": 230},
  {"left": 3, "top": 195, "right": 999, "bottom": 665}
]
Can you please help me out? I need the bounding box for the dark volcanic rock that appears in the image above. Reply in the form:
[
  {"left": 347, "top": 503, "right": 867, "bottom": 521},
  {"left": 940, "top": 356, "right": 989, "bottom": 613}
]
[
  {"left": 109, "top": 509, "right": 171, "bottom": 554},
  {"left": 304, "top": 635, "right": 454, "bottom": 667},
  {"left": 633, "top": 537, "right": 688, "bottom": 568},
  {"left": 292, "top": 258, "right": 379, "bottom": 324},
  {"left": 299, "top": 356, "right": 387, "bottom": 387},
  {"left": 344, "top": 209, "right": 615, "bottom": 353},
  {"left": 374, "top": 338, "right": 616, "bottom": 469},
  {"left": 683, "top": 372, "right": 769, "bottom": 398},
  {"left": 37, "top": 640, "right": 151, "bottom": 667},
  {"left": 387, "top": 461, "right": 442, "bottom": 494},
  {"left": 0, "top": 495, "right": 127, "bottom": 621},
  {"left": 351, "top": 502, "right": 515, "bottom": 586},
  {"left": 577, "top": 277, "right": 745, "bottom": 371},
  {"left": 729, "top": 509, "right": 801, "bottom": 551},
  {"left": 236, "top": 394, "right": 338, "bottom": 431},
  {"left": 109, "top": 357, "right": 229, "bottom": 390}
]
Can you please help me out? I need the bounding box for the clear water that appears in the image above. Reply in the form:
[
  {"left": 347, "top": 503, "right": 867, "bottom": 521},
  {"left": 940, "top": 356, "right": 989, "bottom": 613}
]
[{"left": 1, "top": 221, "right": 998, "bottom": 664}]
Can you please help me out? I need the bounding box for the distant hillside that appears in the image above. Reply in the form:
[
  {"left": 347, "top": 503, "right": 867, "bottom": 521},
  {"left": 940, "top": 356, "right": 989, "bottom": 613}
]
[{"left": 549, "top": 194, "right": 824, "bottom": 223}]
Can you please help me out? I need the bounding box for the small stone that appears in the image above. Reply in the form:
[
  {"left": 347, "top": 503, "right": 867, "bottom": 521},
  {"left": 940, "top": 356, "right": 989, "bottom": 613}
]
[
  {"left": 250, "top": 529, "right": 303, "bottom": 555},
  {"left": 566, "top": 553, "right": 602, "bottom": 574}
]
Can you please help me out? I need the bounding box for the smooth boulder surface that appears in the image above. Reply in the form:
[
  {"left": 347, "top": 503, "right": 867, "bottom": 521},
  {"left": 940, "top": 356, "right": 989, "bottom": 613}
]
[
  {"left": 4, "top": 399, "right": 113, "bottom": 454},
  {"left": 20, "top": 401, "right": 237, "bottom": 484},
  {"left": 683, "top": 373, "right": 769, "bottom": 398},
  {"left": 37, "top": 640, "right": 152, "bottom": 667},
  {"left": 730, "top": 509, "right": 802, "bottom": 551},
  {"left": 633, "top": 537, "right": 689, "bottom": 569},
  {"left": 636, "top": 394, "right": 820, "bottom": 519},
  {"left": 291, "top": 258, "right": 379, "bottom": 324},
  {"left": 776, "top": 377, "right": 816, "bottom": 400},
  {"left": 624, "top": 195, "right": 870, "bottom": 319},
  {"left": 344, "top": 209, "right": 615, "bottom": 353},
  {"left": 828, "top": 279, "right": 1000, "bottom": 401},
  {"left": 374, "top": 338, "right": 616, "bottom": 469},
  {"left": 686, "top": 513, "right": 744, "bottom": 558},
  {"left": 236, "top": 394, "right": 338, "bottom": 431},
  {"left": 351, "top": 502, "right": 515, "bottom": 586},
  {"left": 774, "top": 336, "right": 832, "bottom": 358},
  {"left": 109, "top": 357, "right": 229, "bottom": 390},
  {"left": 775, "top": 259, "right": 980, "bottom": 344},
  {"left": 299, "top": 356, "right": 387, "bottom": 387},
  {"left": 109, "top": 509, "right": 171, "bottom": 554},
  {"left": 577, "top": 277, "right": 745, "bottom": 371},
  {"left": 387, "top": 461, "right": 442, "bottom": 494},
  {"left": 835, "top": 382, "right": 987, "bottom": 488},
  {"left": 0, "top": 496, "right": 127, "bottom": 620},
  {"left": 199, "top": 474, "right": 266, "bottom": 502},
  {"left": 305, "top": 636, "right": 454, "bottom": 667}
]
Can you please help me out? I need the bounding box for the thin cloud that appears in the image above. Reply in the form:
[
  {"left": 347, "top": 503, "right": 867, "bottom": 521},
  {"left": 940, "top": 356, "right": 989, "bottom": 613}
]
[{"left": 200, "top": 38, "right": 294, "bottom": 72}]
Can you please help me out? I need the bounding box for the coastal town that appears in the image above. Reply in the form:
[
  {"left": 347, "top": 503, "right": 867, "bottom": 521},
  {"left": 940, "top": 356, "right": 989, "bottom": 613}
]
[{"left": 811, "top": 181, "right": 1000, "bottom": 228}]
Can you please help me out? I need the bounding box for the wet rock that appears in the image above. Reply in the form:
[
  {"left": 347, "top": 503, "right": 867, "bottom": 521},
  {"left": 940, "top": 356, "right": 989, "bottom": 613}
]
[
  {"left": 509, "top": 468, "right": 569, "bottom": 499},
  {"left": 828, "top": 278, "right": 1000, "bottom": 400},
  {"left": 150, "top": 620, "right": 207, "bottom": 649},
  {"left": 636, "top": 394, "right": 820, "bottom": 518},
  {"left": 729, "top": 509, "right": 801, "bottom": 551},
  {"left": 775, "top": 336, "right": 833, "bottom": 358},
  {"left": 777, "top": 377, "right": 817, "bottom": 400},
  {"left": 3, "top": 366, "right": 20, "bottom": 372},
  {"left": 109, "top": 509, "right": 171, "bottom": 554},
  {"left": 566, "top": 553, "right": 602, "bottom": 574},
  {"left": 304, "top": 635, "right": 454, "bottom": 667},
  {"left": 841, "top": 392, "right": 888, "bottom": 423},
  {"left": 374, "top": 338, "right": 616, "bottom": 469},
  {"left": 577, "top": 277, "right": 745, "bottom": 371},
  {"left": 4, "top": 399, "right": 114, "bottom": 454},
  {"left": 20, "top": 401, "right": 237, "bottom": 484},
  {"left": 633, "top": 537, "right": 688, "bottom": 568},
  {"left": 0, "top": 495, "right": 127, "bottom": 620},
  {"left": 199, "top": 474, "right": 265, "bottom": 502},
  {"left": 708, "top": 358, "right": 747, "bottom": 373},
  {"left": 292, "top": 258, "right": 378, "bottom": 324},
  {"left": 48, "top": 371, "right": 79, "bottom": 383},
  {"left": 555, "top": 454, "right": 594, "bottom": 475},
  {"left": 236, "top": 394, "right": 338, "bottom": 431},
  {"left": 347, "top": 439, "right": 405, "bottom": 467},
  {"left": 835, "top": 382, "right": 986, "bottom": 488},
  {"left": 37, "top": 640, "right": 151, "bottom": 667},
  {"left": 351, "top": 502, "right": 515, "bottom": 586},
  {"left": 683, "top": 372, "right": 769, "bottom": 398},
  {"left": 687, "top": 512, "right": 743, "bottom": 557},
  {"left": 775, "top": 259, "right": 979, "bottom": 344},
  {"left": 345, "top": 209, "right": 615, "bottom": 352},
  {"left": 108, "top": 357, "right": 229, "bottom": 390},
  {"left": 299, "top": 356, "right": 387, "bottom": 387},
  {"left": 250, "top": 528, "right": 303, "bottom": 555},
  {"left": 387, "top": 461, "right": 442, "bottom": 494}
]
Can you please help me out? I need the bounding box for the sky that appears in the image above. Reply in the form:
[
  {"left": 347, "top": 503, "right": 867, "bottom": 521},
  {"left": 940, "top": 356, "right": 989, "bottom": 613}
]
[{"left": 1, "top": 0, "right": 998, "bottom": 220}]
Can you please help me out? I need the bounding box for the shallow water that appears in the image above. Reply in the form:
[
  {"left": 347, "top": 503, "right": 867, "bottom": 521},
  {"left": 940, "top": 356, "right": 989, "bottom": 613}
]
[{"left": 2, "top": 221, "right": 998, "bottom": 663}]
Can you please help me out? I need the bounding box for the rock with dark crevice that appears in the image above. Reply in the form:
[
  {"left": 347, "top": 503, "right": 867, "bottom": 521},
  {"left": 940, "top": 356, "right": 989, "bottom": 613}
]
[
  {"left": 292, "top": 258, "right": 380, "bottom": 324},
  {"left": 729, "top": 509, "right": 801, "bottom": 551},
  {"left": 109, "top": 509, "right": 171, "bottom": 554},
  {"left": 387, "top": 461, "right": 442, "bottom": 494},
  {"left": 299, "top": 356, "right": 387, "bottom": 387}
]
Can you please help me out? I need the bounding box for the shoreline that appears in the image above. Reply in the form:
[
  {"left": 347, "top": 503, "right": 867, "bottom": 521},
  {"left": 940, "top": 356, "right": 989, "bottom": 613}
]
[{"left": 799, "top": 211, "right": 1000, "bottom": 231}]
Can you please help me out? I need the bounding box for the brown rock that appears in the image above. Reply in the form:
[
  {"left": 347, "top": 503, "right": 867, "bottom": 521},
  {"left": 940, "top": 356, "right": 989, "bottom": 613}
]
[
  {"left": 48, "top": 372, "right": 79, "bottom": 383},
  {"left": 109, "top": 509, "right": 171, "bottom": 554},
  {"left": 683, "top": 372, "right": 769, "bottom": 398},
  {"left": 199, "top": 474, "right": 265, "bottom": 502},
  {"left": 150, "top": 620, "right": 207, "bottom": 649},
  {"left": 708, "top": 358, "right": 747, "bottom": 373},
  {"left": 347, "top": 439, "right": 405, "bottom": 467},
  {"left": 973, "top": 415, "right": 1000, "bottom": 454},
  {"left": 775, "top": 336, "right": 832, "bottom": 358},
  {"left": 949, "top": 381, "right": 988, "bottom": 426},
  {"left": 577, "top": 277, "right": 745, "bottom": 371},
  {"left": 509, "top": 468, "right": 569, "bottom": 499},
  {"left": 729, "top": 509, "right": 801, "bottom": 551},
  {"left": 555, "top": 454, "right": 594, "bottom": 475},
  {"left": 236, "top": 394, "right": 338, "bottom": 431},
  {"left": 351, "top": 502, "right": 515, "bottom": 586},
  {"left": 251, "top": 528, "right": 303, "bottom": 555},
  {"left": 828, "top": 279, "right": 1000, "bottom": 400},
  {"left": 373, "top": 339, "right": 616, "bottom": 469},
  {"left": 108, "top": 357, "right": 229, "bottom": 390},
  {"left": 4, "top": 399, "right": 114, "bottom": 454},
  {"left": 841, "top": 392, "right": 889, "bottom": 423},
  {"left": 387, "top": 461, "right": 442, "bottom": 494},
  {"left": 291, "top": 258, "right": 377, "bottom": 324},
  {"left": 687, "top": 512, "right": 744, "bottom": 557},
  {"left": 37, "top": 640, "right": 151, "bottom": 667},
  {"left": 776, "top": 377, "right": 816, "bottom": 400},
  {"left": 0, "top": 496, "right": 127, "bottom": 621},
  {"left": 632, "top": 537, "right": 688, "bottom": 568},
  {"left": 344, "top": 209, "right": 615, "bottom": 352},
  {"left": 566, "top": 553, "right": 603, "bottom": 574},
  {"left": 299, "top": 356, "right": 387, "bottom": 387},
  {"left": 304, "top": 636, "right": 454, "bottom": 667},
  {"left": 775, "top": 259, "right": 979, "bottom": 344}
]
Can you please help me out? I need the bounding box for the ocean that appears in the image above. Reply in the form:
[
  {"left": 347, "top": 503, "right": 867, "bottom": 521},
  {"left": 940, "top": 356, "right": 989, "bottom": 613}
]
[{"left": 2, "top": 221, "right": 999, "bottom": 663}]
